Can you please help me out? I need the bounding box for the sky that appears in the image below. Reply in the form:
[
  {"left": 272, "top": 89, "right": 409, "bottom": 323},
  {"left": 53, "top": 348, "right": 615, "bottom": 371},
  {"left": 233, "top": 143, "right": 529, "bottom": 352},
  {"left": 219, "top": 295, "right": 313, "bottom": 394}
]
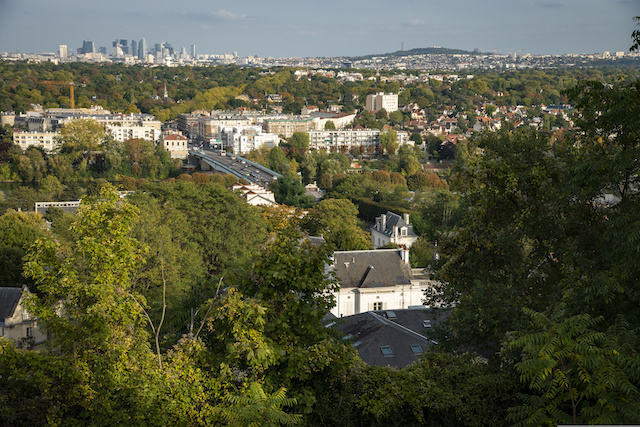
[{"left": 0, "top": 0, "right": 638, "bottom": 58}]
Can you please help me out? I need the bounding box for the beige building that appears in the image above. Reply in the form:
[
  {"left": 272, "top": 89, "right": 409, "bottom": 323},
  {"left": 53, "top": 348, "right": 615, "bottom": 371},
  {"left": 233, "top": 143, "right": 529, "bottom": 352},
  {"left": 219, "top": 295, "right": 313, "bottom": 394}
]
[
  {"left": 161, "top": 131, "right": 189, "bottom": 159},
  {"left": 13, "top": 130, "right": 59, "bottom": 153},
  {"left": 0, "top": 286, "right": 47, "bottom": 349},
  {"left": 197, "top": 114, "right": 252, "bottom": 139},
  {"left": 264, "top": 117, "right": 314, "bottom": 138}
]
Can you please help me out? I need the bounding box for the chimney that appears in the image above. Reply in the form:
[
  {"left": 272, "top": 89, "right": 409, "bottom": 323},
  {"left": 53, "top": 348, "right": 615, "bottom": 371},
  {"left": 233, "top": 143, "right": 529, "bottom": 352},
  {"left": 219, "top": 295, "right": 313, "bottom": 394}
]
[
  {"left": 393, "top": 225, "right": 398, "bottom": 239},
  {"left": 403, "top": 213, "right": 410, "bottom": 224},
  {"left": 401, "top": 246, "right": 410, "bottom": 264},
  {"left": 381, "top": 214, "right": 387, "bottom": 231}
]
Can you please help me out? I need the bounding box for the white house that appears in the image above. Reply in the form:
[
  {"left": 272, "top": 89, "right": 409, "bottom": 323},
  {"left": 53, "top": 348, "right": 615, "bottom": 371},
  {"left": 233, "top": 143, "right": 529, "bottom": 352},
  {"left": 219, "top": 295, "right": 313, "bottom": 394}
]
[
  {"left": 329, "top": 248, "right": 437, "bottom": 318},
  {"left": 370, "top": 211, "right": 419, "bottom": 249},
  {"left": 231, "top": 183, "right": 277, "bottom": 207}
]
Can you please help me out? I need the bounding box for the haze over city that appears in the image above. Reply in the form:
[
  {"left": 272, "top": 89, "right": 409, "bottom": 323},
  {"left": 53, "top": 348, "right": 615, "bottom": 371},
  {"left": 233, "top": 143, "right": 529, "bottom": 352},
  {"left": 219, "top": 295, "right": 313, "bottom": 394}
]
[{"left": 0, "top": 0, "right": 638, "bottom": 58}]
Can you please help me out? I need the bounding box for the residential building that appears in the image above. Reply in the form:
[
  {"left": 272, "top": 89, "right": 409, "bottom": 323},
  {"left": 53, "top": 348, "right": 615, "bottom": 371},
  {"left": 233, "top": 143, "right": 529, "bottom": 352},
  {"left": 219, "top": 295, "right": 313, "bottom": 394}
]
[
  {"left": 13, "top": 130, "right": 59, "bottom": 153},
  {"left": 231, "top": 183, "right": 277, "bottom": 206},
  {"left": 219, "top": 126, "right": 279, "bottom": 155},
  {"left": 264, "top": 117, "right": 314, "bottom": 138},
  {"left": 329, "top": 248, "right": 437, "bottom": 318},
  {"left": 365, "top": 92, "right": 399, "bottom": 113},
  {"left": 196, "top": 114, "right": 251, "bottom": 139},
  {"left": 161, "top": 131, "right": 188, "bottom": 159},
  {"left": 309, "top": 128, "right": 381, "bottom": 151},
  {"left": 309, "top": 112, "right": 356, "bottom": 130},
  {"left": 0, "top": 286, "right": 47, "bottom": 349},
  {"left": 329, "top": 308, "right": 446, "bottom": 368},
  {"left": 371, "top": 211, "right": 419, "bottom": 249},
  {"left": 59, "top": 45, "right": 68, "bottom": 59}
]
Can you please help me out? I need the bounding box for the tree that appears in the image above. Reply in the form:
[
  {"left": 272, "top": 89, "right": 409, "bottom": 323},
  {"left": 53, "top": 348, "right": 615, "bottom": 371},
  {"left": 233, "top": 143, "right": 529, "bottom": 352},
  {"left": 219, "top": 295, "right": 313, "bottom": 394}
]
[
  {"left": 509, "top": 307, "right": 640, "bottom": 426},
  {"left": 286, "top": 131, "right": 310, "bottom": 151},
  {"left": 324, "top": 120, "right": 336, "bottom": 130},
  {"left": 143, "top": 181, "right": 267, "bottom": 278},
  {"left": 432, "top": 128, "right": 571, "bottom": 352},
  {"left": 223, "top": 382, "right": 301, "bottom": 426},
  {"left": 388, "top": 110, "right": 403, "bottom": 125},
  {"left": 301, "top": 198, "right": 371, "bottom": 251},
  {"left": 268, "top": 146, "right": 287, "bottom": 174},
  {"left": 379, "top": 129, "right": 398, "bottom": 155},
  {"left": 409, "top": 132, "right": 423, "bottom": 145},
  {"left": 0, "top": 210, "right": 50, "bottom": 288},
  {"left": 57, "top": 118, "right": 108, "bottom": 165}
]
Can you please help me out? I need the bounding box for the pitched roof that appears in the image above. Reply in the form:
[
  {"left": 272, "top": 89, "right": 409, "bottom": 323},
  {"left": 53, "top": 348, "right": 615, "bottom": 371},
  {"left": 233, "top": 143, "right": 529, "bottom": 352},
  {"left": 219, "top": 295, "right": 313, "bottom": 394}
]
[
  {"left": 333, "top": 249, "right": 412, "bottom": 288},
  {"left": 0, "top": 287, "right": 23, "bottom": 320},
  {"left": 331, "top": 309, "right": 444, "bottom": 368}
]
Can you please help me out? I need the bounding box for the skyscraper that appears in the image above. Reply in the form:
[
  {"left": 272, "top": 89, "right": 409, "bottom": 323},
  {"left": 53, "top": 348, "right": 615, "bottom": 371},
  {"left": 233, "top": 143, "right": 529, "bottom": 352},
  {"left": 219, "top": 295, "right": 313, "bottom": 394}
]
[
  {"left": 131, "top": 40, "right": 138, "bottom": 58},
  {"left": 59, "top": 45, "right": 68, "bottom": 58},
  {"left": 82, "top": 40, "right": 95, "bottom": 54},
  {"left": 191, "top": 44, "right": 196, "bottom": 59},
  {"left": 138, "top": 38, "right": 147, "bottom": 60}
]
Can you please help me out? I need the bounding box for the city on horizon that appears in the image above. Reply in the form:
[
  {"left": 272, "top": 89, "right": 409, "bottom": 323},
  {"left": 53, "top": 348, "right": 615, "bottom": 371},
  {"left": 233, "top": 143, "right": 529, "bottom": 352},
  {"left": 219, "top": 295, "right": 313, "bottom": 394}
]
[{"left": 0, "top": 0, "right": 637, "bottom": 59}]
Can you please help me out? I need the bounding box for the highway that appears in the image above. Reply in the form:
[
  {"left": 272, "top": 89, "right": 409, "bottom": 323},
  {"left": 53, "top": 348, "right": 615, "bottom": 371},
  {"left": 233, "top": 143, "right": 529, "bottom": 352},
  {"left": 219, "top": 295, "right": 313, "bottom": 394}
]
[{"left": 189, "top": 147, "right": 282, "bottom": 186}]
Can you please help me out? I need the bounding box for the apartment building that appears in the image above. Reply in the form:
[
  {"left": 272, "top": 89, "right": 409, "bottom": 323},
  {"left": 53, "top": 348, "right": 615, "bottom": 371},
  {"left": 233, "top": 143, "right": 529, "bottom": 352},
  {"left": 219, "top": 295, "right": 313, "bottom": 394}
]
[
  {"left": 264, "top": 117, "right": 314, "bottom": 138},
  {"left": 219, "top": 126, "right": 279, "bottom": 155},
  {"left": 12, "top": 131, "right": 59, "bottom": 153},
  {"left": 161, "top": 131, "right": 189, "bottom": 159},
  {"left": 365, "top": 92, "right": 399, "bottom": 113}
]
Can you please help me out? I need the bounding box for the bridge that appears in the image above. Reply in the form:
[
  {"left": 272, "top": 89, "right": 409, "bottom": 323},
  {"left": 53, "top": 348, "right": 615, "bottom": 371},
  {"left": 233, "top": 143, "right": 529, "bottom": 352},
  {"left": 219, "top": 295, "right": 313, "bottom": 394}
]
[{"left": 188, "top": 148, "right": 282, "bottom": 186}]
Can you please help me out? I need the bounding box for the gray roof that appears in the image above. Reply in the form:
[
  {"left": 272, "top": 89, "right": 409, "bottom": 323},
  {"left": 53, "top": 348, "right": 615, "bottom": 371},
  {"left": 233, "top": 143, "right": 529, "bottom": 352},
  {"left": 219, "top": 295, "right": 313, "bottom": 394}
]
[
  {"left": 333, "top": 249, "right": 412, "bottom": 288},
  {"left": 0, "top": 287, "right": 23, "bottom": 320},
  {"left": 331, "top": 309, "right": 446, "bottom": 368},
  {"left": 374, "top": 211, "right": 417, "bottom": 238}
]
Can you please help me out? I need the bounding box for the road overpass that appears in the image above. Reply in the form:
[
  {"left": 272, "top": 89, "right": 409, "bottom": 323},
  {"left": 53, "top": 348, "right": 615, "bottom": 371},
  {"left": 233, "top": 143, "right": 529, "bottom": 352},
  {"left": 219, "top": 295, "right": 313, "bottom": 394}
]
[{"left": 189, "top": 148, "right": 282, "bottom": 186}]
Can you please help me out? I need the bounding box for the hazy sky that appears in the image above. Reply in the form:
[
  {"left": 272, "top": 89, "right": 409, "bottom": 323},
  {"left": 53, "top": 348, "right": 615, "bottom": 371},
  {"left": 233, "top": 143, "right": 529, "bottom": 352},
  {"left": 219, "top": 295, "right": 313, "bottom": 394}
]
[{"left": 0, "top": 0, "right": 638, "bottom": 57}]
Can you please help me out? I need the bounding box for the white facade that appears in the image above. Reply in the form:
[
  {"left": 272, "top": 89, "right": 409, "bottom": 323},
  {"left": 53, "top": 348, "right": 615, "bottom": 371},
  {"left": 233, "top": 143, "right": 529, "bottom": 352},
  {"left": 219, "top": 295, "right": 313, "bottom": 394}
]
[
  {"left": 329, "top": 249, "right": 436, "bottom": 318},
  {"left": 231, "top": 183, "right": 277, "bottom": 206},
  {"left": 371, "top": 211, "right": 419, "bottom": 249},
  {"left": 219, "top": 126, "right": 279, "bottom": 155},
  {"left": 365, "top": 92, "right": 399, "bottom": 113},
  {"left": 309, "top": 129, "right": 381, "bottom": 151}
]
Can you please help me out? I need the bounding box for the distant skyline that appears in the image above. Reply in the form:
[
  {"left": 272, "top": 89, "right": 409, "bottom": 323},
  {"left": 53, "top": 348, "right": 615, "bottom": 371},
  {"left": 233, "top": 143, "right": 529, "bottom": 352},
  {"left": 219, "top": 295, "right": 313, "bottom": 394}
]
[{"left": 0, "top": 0, "right": 638, "bottom": 58}]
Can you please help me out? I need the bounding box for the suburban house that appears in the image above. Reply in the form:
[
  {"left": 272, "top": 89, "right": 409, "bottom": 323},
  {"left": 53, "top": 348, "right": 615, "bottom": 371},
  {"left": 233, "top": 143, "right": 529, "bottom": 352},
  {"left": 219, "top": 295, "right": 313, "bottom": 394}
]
[
  {"left": 0, "top": 286, "right": 47, "bottom": 349},
  {"left": 231, "top": 183, "right": 277, "bottom": 207},
  {"left": 370, "top": 211, "right": 419, "bottom": 249},
  {"left": 328, "top": 308, "right": 448, "bottom": 368},
  {"left": 329, "top": 248, "right": 438, "bottom": 318}
]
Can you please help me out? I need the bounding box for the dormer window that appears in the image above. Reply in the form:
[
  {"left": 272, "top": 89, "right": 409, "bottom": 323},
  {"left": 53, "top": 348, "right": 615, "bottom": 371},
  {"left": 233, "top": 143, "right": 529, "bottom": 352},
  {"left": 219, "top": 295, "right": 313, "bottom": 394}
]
[{"left": 401, "top": 228, "right": 407, "bottom": 236}]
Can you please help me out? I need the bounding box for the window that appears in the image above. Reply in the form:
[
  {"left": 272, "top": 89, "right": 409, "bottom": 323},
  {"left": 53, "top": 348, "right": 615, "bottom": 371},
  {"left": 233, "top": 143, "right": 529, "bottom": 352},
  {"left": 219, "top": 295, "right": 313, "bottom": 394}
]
[
  {"left": 411, "top": 345, "right": 423, "bottom": 355},
  {"left": 380, "top": 345, "right": 394, "bottom": 357},
  {"left": 423, "top": 320, "right": 432, "bottom": 328},
  {"left": 26, "top": 327, "right": 32, "bottom": 338},
  {"left": 373, "top": 302, "right": 383, "bottom": 311}
]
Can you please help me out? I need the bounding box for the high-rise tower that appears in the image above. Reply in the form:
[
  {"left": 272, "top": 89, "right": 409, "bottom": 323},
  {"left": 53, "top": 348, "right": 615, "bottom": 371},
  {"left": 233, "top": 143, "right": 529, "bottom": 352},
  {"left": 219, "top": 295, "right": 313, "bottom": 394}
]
[
  {"left": 82, "top": 40, "right": 95, "bottom": 54},
  {"left": 138, "top": 38, "right": 147, "bottom": 60}
]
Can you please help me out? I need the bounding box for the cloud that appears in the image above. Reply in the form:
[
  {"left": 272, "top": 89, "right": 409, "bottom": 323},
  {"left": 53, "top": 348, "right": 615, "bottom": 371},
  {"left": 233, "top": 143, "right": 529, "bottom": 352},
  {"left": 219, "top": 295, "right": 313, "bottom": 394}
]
[
  {"left": 187, "top": 9, "right": 249, "bottom": 22},
  {"left": 408, "top": 19, "right": 427, "bottom": 26}
]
